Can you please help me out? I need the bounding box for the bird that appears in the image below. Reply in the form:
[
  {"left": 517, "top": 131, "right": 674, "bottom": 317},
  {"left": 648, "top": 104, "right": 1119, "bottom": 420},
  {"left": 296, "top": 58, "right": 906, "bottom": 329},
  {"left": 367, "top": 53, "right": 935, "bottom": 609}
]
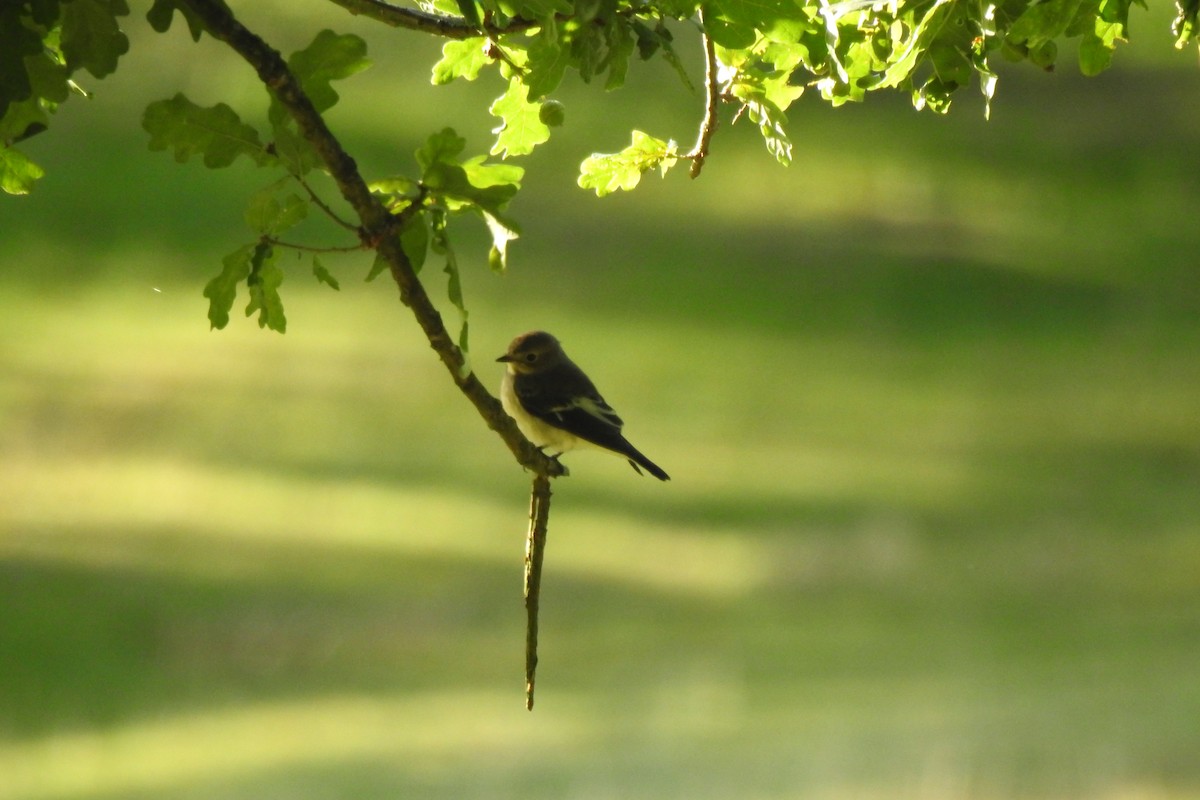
[{"left": 497, "top": 331, "right": 670, "bottom": 481}]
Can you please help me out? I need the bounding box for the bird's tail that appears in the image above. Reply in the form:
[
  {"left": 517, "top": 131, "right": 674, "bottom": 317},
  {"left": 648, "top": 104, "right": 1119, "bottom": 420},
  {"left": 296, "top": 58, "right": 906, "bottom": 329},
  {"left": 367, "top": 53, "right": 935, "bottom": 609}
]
[{"left": 622, "top": 441, "right": 670, "bottom": 481}]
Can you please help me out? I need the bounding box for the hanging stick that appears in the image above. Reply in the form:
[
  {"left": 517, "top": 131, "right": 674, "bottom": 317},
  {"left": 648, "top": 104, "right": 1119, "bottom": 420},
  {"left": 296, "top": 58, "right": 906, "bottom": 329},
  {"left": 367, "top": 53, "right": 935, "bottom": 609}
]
[{"left": 524, "top": 473, "right": 553, "bottom": 710}]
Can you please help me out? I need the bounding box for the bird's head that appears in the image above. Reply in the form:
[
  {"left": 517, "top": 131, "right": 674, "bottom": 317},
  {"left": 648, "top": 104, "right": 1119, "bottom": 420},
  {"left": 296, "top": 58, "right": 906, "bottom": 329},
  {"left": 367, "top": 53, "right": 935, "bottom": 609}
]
[{"left": 497, "top": 330, "right": 565, "bottom": 375}]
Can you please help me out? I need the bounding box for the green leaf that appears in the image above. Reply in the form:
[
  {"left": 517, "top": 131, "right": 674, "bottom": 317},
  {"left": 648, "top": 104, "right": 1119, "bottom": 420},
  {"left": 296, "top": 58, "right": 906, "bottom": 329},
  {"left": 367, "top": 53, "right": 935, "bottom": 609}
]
[
  {"left": 399, "top": 212, "right": 429, "bottom": 275},
  {"left": 928, "top": 42, "right": 972, "bottom": 88},
  {"left": 914, "top": 77, "right": 956, "bottom": 114},
  {"left": 143, "top": 93, "right": 271, "bottom": 168},
  {"left": 733, "top": 89, "right": 797, "bottom": 165},
  {"left": 23, "top": 51, "right": 71, "bottom": 105},
  {"left": 365, "top": 217, "right": 427, "bottom": 282},
  {"left": 423, "top": 151, "right": 522, "bottom": 215},
  {"left": 423, "top": 161, "right": 471, "bottom": 195},
  {"left": 245, "top": 189, "right": 308, "bottom": 236},
  {"left": 431, "top": 37, "right": 491, "bottom": 84},
  {"left": 460, "top": 155, "right": 524, "bottom": 187},
  {"left": 427, "top": 163, "right": 522, "bottom": 217},
  {"left": 453, "top": 0, "right": 482, "bottom": 27},
  {"left": 657, "top": 25, "right": 697, "bottom": 92},
  {"left": 1174, "top": 0, "right": 1199, "bottom": 48},
  {"left": 444, "top": 249, "right": 465, "bottom": 315},
  {"left": 656, "top": 0, "right": 702, "bottom": 17},
  {"left": 728, "top": 58, "right": 803, "bottom": 164},
  {"left": 504, "top": 0, "right": 573, "bottom": 19},
  {"left": 489, "top": 80, "right": 551, "bottom": 158},
  {"left": 432, "top": 209, "right": 469, "bottom": 356},
  {"left": 1008, "top": 0, "right": 1086, "bottom": 48},
  {"left": 417, "top": 127, "right": 467, "bottom": 170},
  {"left": 632, "top": 20, "right": 662, "bottom": 59},
  {"left": 370, "top": 175, "right": 420, "bottom": 215},
  {"left": 1097, "top": 0, "right": 1135, "bottom": 26},
  {"left": 0, "top": 145, "right": 45, "bottom": 195},
  {"left": 204, "top": 244, "right": 254, "bottom": 330},
  {"left": 701, "top": 0, "right": 759, "bottom": 48},
  {"left": 365, "top": 250, "right": 389, "bottom": 283},
  {"left": 60, "top": 0, "right": 130, "bottom": 79},
  {"left": 312, "top": 256, "right": 340, "bottom": 290},
  {"left": 971, "top": 49, "right": 998, "bottom": 120},
  {"left": 269, "top": 122, "right": 322, "bottom": 175},
  {"left": 703, "top": 16, "right": 757, "bottom": 49},
  {"left": 245, "top": 243, "right": 287, "bottom": 333},
  {"left": 369, "top": 175, "right": 421, "bottom": 197},
  {"left": 705, "top": 0, "right": 803, "bottom": 33},
  {"left": 524, "top": 25, "right": 571, "bottom": 100},
  {"left": 1079, "top": 19, "right": 1123, "bottom": 76},
  {"left": 874, "top": 0, "right": 954, "bottom": 90},
  {"left": 0, "top": 19, "right": 40, "bottom": 120},
  {"left": 145, "top": 0, "right": 204, "bottom": 41},
  {"left": 482, "top": 210, "right": 519, "bottom": 273},
  {"left": 568, "top": 21, "right": 605, "bottom": 84},
  {"left": 602, "top": 20, "right": 635, "bottom": 90},
  {"left": 287, "top": 30, "right": 370, "bottom": 115},
  {"left": 1028, "top": 39, "right": 1059, "bottom": 69},
  {"left": 268, "top": 30, "right": 369, "bottom": 131},
  {"left": 577, "top": 130, "right": 678, "bottom": 196}
]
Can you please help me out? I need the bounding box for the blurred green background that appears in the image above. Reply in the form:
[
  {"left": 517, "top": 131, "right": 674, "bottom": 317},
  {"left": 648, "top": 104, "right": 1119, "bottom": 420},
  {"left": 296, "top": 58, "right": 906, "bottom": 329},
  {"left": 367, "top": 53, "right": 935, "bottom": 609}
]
[{"left": 3, "top": 3, "right": 1199, "bottom": 798}]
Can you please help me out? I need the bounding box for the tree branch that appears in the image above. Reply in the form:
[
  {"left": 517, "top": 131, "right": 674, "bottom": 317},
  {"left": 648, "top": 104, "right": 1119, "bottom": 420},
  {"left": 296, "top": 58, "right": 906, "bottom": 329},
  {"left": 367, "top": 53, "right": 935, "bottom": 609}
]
[
  {"left": 182, "top": 0, "right": 564, "bottom": 478},
  {"left": 524, "top": 473, "right": 552, "bottom": 710},
  {"left": 686, "top": 11, "right": 721, "bottom": 179},
  {"left": 323, "top": 0, "right": 540, "bottom": 39}
]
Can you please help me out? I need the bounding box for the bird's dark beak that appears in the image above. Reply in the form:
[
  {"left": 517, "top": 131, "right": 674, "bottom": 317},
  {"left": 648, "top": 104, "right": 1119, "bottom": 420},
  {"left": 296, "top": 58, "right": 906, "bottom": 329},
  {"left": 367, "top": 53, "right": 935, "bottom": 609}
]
[{"left": 496, "top": 354, "right": 512, "bottom": 363}]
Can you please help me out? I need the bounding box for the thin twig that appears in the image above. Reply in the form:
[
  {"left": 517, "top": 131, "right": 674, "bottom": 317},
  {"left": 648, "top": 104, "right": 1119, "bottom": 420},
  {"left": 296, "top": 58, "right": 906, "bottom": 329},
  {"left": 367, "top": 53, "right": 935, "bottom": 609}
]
[
  {"left": 524, "top": 473, "right": 553, "bottom": 710},
  {"left": 262, "top": 235, "right": 366, "bottom": 253},
  {"left": 293, "top": 173, "right": 359, "bottom": 232},
  {"left": 325, "top": 0, "right": 640, "bottom": 42},
  {"left": 686, "top": 10, "right": 721, "bottom": 179},
  {"left": 324, "top": 0, "right": 541, "bottom": 39}
]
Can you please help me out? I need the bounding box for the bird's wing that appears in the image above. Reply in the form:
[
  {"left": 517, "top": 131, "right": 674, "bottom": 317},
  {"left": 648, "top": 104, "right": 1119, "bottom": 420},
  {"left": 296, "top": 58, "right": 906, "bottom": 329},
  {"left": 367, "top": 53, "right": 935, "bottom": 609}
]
[
  {"left": 516, "top": 373, "right": 627, "bottom": 448},
  {"left": 516, "top": 364, "right": 669, "bottom": 480}
]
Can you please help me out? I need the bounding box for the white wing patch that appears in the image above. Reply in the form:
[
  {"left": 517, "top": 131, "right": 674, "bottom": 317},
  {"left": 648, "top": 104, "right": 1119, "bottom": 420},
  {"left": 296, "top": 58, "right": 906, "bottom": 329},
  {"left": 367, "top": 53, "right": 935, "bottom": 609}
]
[{"left": 554, "top": 394, "right": 622, "bottom": 430}]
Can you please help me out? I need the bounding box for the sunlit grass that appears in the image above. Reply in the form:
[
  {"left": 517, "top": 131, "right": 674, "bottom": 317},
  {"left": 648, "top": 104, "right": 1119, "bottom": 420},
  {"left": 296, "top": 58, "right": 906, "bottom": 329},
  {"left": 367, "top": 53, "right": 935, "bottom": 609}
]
[
  {"left": 0, "top": 686, "right": 1194, "bottom": 800},
  {"left": 0, "top": 690, "right": 589, "bottom": 800},
  {"left": 1, "top": 451, "right": 777, "bottom": 599},
  {"left": 3, "top": 270, "right": 1198, "bottom": 798}
]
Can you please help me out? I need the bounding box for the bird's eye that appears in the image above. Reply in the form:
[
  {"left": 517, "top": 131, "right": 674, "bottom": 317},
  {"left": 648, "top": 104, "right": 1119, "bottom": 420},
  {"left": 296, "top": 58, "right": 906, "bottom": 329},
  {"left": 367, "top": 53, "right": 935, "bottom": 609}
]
[{"left": 524, "top": 352, "right": 538, "bottom": 363}]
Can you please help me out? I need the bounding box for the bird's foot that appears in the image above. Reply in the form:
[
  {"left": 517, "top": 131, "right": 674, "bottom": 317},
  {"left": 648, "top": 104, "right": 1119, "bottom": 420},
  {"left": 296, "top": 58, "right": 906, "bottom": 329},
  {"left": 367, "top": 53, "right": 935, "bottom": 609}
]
[{"left": 537, "top": 446, "right": 570, "bottom": 477}]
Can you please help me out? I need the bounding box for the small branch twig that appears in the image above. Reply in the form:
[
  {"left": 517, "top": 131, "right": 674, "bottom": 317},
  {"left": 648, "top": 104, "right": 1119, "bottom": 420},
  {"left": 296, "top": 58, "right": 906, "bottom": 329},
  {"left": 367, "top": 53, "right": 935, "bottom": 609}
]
[
  {"left": 325, "top": 0, "right": 541, "bottom": 39},
  {"left": 686, "top": 11, "right": 721, "bottom": 179},
  {"left": 293, "top": 173, "right": 359, "bottom": 233},
  {"left": 262, "top": 236, "right": 366, "bottom": 253},
  {"left": 524, "top": 473, "right": 553, "bottom": 710},
  {"left": 325, "top": 0, "right": 642, "bottom": 43}
]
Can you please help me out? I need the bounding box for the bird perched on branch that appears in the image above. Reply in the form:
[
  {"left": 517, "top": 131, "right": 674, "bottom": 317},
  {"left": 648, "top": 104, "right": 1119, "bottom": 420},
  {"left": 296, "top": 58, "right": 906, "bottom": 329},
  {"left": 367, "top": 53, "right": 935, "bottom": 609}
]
[{"left": 497, "top": 331, "right": 670, "bottom": 481}]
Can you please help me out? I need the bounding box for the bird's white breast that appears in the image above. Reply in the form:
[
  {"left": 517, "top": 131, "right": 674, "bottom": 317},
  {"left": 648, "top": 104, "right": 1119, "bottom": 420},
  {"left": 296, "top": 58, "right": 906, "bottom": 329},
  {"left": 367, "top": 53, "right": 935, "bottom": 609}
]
[{"left": 500, "top": 369, "right": 580, "bottom": 453}]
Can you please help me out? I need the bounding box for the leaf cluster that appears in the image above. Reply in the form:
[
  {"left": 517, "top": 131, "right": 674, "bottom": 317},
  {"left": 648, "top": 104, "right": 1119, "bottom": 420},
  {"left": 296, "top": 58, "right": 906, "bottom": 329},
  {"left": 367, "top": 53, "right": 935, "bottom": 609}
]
[
  {"left": 2, "top": 0, "right": 1197, "bottom": 320},
  {"left": 367, "top": 127, "right": 525, "bottom": 351},
  {"left": 418, "top": 0, "right": 1178, "bottom": 195},
  {"left": 1, "top": 0, "right": 130, "bottom": 193},
  {"left": 139, "top": 20, "right": 521, "bottom": 346}
]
